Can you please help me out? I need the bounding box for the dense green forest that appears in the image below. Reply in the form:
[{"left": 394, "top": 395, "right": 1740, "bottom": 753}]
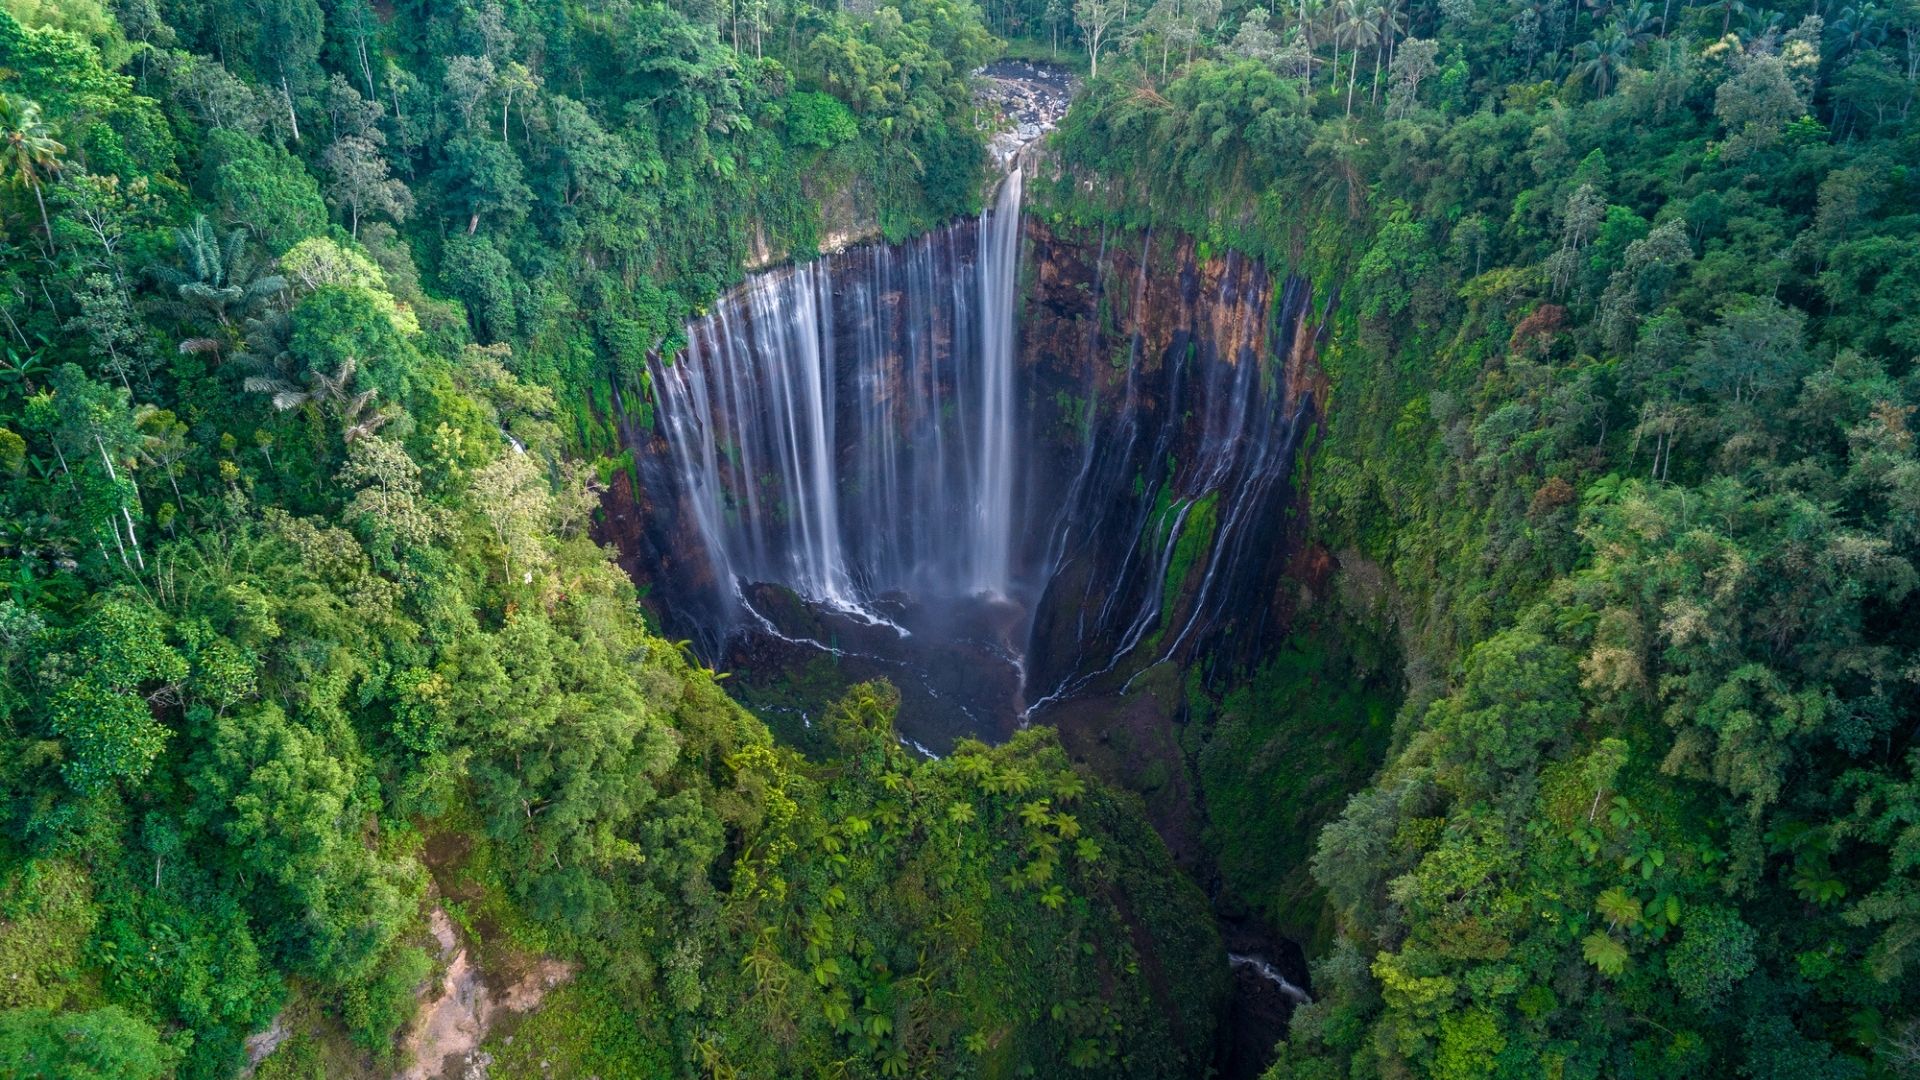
[
  {"left": 0, "top": 0, "right": 1229, "bottom": 1076},
  {"left": 1037, "top": 0, "right": 1920, "bottom": 1072},
  {"left": 3, "top": 0, "right": 1919, "bottom": 1070}
]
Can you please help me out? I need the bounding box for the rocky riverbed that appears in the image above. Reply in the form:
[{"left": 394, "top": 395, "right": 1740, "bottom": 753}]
[{"left": 976, "top": 59, "right": 1076, "bottom": 165}]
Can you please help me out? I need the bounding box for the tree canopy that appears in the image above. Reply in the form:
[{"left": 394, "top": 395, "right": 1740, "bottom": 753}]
[
  {"left": 1035, "top": 0, "right": 1920, "bottom": 1071},
  {"left": 0, "top": 1, "right": 1223, "bottom": 1077}
]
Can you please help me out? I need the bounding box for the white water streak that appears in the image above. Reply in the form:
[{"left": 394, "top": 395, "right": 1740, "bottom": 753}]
[
  {"left": 971, "top": 167, "right": 1022, "bottom": 597},
  {"left": 1228, "top": 953, "right": 1312, "bottom": 1005}
]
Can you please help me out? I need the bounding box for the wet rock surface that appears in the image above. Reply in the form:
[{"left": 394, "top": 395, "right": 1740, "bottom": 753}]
[
  {"left": 728, "top": 581, "right": 1031, "bottom": 754},
  {"left": 1215, "top": 918, "right": 1313, "bottom": 1077}
]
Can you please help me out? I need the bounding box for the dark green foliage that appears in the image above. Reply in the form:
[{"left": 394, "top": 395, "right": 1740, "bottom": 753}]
[
  {"left": 784, "top": 90, "right": 860, "bottom": 148},
  {"left": 0, "top": 1005, "right": 178, "bottom": 1079},
  {"left": 661, "top": 688, "right": 1228, "bottom": 1076},
  {"left": 1666, "top": 905, "right": 1759, "bottom": 1009},
  {"left": 0, "top": 5, "right": 1221, "bottom": 1077},
  {"left": 1185, "top": 640, "right": 1394, "bottom": 944},
  {"left": 336, "top": 946, "right": 431, "bottom": 1053},
  {"left": 196, "top": 130, "right": 327, "bottom": 251},
  {"left": 436, "top": 233, "right": 517, "bottom": 343},
  {"left": 1042, "top": 0, "right": 1920, "bottom": 1072},
  {"left": 44, "top": 598, "right": 186, "bottom": 792}
]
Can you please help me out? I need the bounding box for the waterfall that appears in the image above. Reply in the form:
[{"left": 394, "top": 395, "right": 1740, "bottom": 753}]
[
  {"left": 627, "top": 165, "right": 1324, "bottom": 747},
  {"left": 650, "top": 168, "right": 1028, "bottom": 626},
  {"left": 1227, "top": 953, "right": 1312, "bottom": 1005},
  {"left": 971, "top": 167, "right": 1022, "bottom": 597},
  {"left": 653, "top": 261, "right": 865, "bottom": 620}
]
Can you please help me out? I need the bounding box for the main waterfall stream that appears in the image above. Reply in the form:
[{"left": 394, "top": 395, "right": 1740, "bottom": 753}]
[{"left": 651, "top": 165, "right": 1025, "bottom": 615}]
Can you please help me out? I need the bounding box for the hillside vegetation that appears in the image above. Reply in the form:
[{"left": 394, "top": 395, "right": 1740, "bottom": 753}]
[
  {"left": 0, "top": 1, "right": 1224, "bottom": 1076},
  {"left": 4, "top": 0, "right": 1919, "bottom": 1070},
  {"left": 1039, "top": 0, "right": 1920, "bottom": 1072}
]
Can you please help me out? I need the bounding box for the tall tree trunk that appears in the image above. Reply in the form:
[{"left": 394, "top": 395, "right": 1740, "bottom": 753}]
[
  {"left": 282, "top": 74, "right": 301, "bottom": 142},
  {"left": 1300, "top": 0, "right": 1314, "bottom": 89},
  {"left": 31, "top": 181, "right": 54, "bottom": 255},
  {"left": 0, "top": 301, "right": 28, "bottom": 348},
  {"left": 105, "top": 511, "right": 132, "bottom": 571},
  {"left": 95, "top": 434, "right": 143, "bottom": 570},
  {"left": 1372, "top": 36, "right": 1384, "bottom": 104}
]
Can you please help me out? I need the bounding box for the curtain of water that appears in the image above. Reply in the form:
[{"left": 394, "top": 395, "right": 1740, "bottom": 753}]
[{"left": 651, "top": 170, "right": 1025, "bottom": 621}]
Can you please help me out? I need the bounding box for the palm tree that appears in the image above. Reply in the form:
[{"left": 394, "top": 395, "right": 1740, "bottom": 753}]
[
  {"left": 0, "top": 331, "right": 51, "bottom": 402},
  {"left": 1716, "top": 0, "right": 1750, "bottom": 36},
  {"left": 148, "top": 217, "right": 287, "bottom": 330},
  {"left": 1574, "top": 21, "right": 1636, "bottom": 95},
  {"left": 1618, "top": 1, "right": 1659, "bottom": 44},
  {"left": 1373, "top": 0, "right": 1409, "bottom": 105},
  {"left": 1829, "top": 5, "right": 1885, "bottom": 59},
  {"left": 1322, "top": 0, "right": 1342, "bottom": 98},
  {"left": 1293, "top": 0, "right": 1324, "bottom": 87},
  {"left": 1732, "top": 3, "right": 1782, "bottom": 44},
  {"left": 0, "top": 95, "right": 65, "bottom": 254},
  {"left": 243, "top": 353, "right": 390, "bottom": 443},
  {"left": 1340, "top": 0, "right": 1382, "bottom": 118}
]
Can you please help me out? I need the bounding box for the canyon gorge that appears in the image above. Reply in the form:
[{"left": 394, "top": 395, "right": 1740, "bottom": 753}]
[{"left": 603, "top": 167, "right": 1330, "bottom": 762}]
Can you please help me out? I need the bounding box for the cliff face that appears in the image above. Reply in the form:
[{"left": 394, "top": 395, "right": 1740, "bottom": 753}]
[
  {"left": 1015, "top": 218, "right": 1330, "bottom": 709},
  {"left": 596, "top": 212, "right": 1330, "bottom": 748}
]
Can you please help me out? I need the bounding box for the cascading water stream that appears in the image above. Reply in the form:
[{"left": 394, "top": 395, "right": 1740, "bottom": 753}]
[
  {"left": 648, "top": 167, "right": 1026, "bottom": 634},
  {"left": 970, "top": 166, "right": 1022, "bottom": 597}
]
